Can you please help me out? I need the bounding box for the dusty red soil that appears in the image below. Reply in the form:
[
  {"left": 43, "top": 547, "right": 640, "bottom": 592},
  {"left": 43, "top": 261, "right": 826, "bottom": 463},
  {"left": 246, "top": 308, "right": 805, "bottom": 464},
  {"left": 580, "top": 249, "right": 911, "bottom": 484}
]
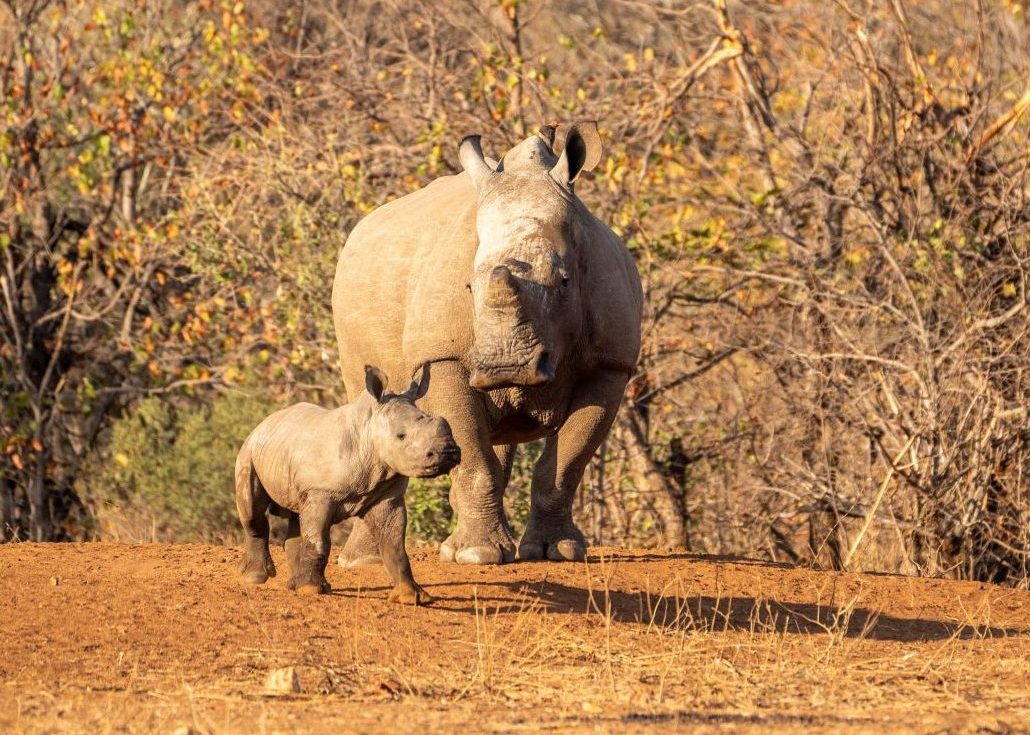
[{"left": 1, "top": 543, "right": 1027, "bottom": 734}]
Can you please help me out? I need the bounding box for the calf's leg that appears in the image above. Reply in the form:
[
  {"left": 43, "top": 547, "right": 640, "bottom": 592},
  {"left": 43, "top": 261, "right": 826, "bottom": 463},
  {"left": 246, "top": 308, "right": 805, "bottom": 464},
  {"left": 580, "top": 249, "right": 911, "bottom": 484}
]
[
  {"left": 340, "top": 441, "right": 515, "bottom": 568},
  {"left": 285, "top": 499, "right": 333, "bottom": 595},
  {"left": 235, "top": 457, "right": 276, "bottom": 584},
  {"left": 361, "top": 481, "right": 431, "bottom": 605}
]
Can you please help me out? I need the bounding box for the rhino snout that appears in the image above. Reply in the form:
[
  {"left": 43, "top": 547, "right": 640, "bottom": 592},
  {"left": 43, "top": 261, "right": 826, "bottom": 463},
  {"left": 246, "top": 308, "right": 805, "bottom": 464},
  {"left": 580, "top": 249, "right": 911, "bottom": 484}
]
[
  {"left": 418, "top": 439, "right": 461, "bottom": 478},
  {"left": 469, "top": 346, "right": 555, "bottom": 391}
]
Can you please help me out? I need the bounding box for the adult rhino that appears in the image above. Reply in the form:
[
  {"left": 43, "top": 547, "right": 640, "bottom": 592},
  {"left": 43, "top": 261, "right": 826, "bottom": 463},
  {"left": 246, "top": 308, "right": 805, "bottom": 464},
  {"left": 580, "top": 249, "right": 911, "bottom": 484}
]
[{"left": 332, "top": 123, "right": 642, "bottom": 565}]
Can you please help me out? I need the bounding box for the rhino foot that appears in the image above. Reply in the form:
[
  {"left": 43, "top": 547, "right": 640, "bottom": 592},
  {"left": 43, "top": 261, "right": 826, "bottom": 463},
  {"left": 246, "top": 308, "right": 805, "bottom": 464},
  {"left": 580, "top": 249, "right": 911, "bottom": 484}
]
[
  {"left": 338, "top": 553, "right": 382, "bottom": 568},
  {"left": 439, "top": 520, "right": 516, "bottom": 565},
  {"left": 337, "top": 520, "right": 382, "bottom": 567},
  {"left": 387, "top": 583, "right": 433, "bottom": 606},
  {"left": 287, "top": 576, "right": 332, "bottom": 595},
  {"left": 518, "top": 519, "right": 587, "bottom": 562}
]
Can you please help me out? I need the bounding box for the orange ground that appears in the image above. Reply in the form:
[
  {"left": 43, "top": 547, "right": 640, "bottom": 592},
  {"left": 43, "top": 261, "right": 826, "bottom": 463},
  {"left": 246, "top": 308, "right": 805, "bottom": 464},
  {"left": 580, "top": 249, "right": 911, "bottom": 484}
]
[{"left": 1, "top": 543, "right": 1027, "bottom": 733}]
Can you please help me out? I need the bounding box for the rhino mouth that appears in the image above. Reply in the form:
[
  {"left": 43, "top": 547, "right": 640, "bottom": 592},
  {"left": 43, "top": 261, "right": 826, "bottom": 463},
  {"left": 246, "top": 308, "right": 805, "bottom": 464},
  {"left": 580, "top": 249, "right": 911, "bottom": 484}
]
[
  {"left": 469, "top": 348, "right": 555, "bottom": 391},
  {"left": 416, "top": 445, "right": 462, "bottom": 478}
]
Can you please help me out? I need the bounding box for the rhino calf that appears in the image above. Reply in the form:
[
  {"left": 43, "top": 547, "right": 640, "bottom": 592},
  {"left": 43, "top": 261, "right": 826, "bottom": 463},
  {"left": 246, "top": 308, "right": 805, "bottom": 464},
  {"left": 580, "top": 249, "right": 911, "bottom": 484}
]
[{"left": 234, "top": 364, "right": 460, "bottom": 604}]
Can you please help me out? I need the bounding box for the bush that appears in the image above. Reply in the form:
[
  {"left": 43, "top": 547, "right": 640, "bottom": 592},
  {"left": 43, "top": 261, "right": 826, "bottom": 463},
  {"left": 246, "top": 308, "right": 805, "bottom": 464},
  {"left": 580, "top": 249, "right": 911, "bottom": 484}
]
[{"left": 80, "top": 391, "right": 279, "bottom": 542}]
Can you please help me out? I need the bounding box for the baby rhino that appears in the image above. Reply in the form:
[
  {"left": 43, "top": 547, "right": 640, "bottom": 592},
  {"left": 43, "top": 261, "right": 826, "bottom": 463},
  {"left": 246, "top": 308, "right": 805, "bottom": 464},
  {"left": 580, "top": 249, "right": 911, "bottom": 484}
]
[{"left": 235, "top": 364, "right": 460, "bottom": 604}]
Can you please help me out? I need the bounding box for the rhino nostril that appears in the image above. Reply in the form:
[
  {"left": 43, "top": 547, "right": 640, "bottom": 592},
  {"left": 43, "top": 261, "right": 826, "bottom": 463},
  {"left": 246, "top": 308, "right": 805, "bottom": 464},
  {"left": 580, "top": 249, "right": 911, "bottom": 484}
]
[
  {"left": 535, "top": 350, "right": 555, "bottom": 381},
  {"left": 426, "top": 451, "right": 435, "bottom": 459}
]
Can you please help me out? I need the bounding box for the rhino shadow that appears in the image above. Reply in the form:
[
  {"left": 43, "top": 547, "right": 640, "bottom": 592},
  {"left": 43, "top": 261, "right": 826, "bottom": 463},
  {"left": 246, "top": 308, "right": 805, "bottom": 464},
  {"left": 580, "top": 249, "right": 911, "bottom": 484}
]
[{"left": 427, "top": 577, "right": 1029, "bottom": 642}]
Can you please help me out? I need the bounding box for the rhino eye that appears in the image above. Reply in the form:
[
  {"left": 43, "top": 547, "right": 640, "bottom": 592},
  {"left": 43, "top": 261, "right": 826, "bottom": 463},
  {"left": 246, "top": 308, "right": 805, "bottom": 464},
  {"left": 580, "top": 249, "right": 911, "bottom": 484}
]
[
  {"left": 560, "top": 276, "right": 570, "bottom": 288},
  {"left": 396, "top": 432, "right": 406, "bottom": 440}
]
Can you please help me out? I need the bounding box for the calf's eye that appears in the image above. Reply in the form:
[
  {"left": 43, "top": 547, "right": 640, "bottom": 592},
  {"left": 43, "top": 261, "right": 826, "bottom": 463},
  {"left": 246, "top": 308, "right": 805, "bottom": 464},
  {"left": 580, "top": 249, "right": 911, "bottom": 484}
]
[{"left": 396, "top": 432, "right": 406, "bottom": 440}]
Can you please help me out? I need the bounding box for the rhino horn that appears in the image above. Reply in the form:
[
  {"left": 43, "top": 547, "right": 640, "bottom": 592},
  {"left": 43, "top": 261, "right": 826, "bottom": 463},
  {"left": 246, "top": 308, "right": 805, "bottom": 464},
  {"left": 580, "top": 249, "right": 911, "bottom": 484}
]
[
  {"left": 550, "top": 122, "right": 603, "bottom": 187},
  {"left": 537, "top": 124, "right": 558, "bottom": 148},
  {"left": 486, "top": 265, "right": 519, "bottom": 307},
  {"left": 459, "top": 135, "right": 496, "bottom": 193}
]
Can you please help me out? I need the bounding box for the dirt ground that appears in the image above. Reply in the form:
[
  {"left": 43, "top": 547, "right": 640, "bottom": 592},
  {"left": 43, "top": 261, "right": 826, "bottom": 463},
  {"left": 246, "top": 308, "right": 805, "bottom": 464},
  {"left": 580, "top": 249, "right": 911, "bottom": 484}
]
[{"left": 0, "top": 543, "right": 1027, "bottom": 734}]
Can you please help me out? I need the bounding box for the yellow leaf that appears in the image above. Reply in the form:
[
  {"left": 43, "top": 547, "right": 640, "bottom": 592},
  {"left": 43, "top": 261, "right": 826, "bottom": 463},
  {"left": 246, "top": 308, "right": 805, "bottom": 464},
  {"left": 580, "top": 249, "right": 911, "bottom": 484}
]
[
  {"left": 114, "top": 452, "right": 130, "bottom": 467},
  {"left": 162, "top": 105, "right": 176, "bottom": 123}
]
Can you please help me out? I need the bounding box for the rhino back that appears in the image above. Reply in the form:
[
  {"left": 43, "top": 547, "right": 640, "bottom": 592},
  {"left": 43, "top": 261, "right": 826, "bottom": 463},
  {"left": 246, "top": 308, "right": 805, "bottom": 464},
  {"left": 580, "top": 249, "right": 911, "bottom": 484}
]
[
  {"left": 333, "top": 173, "right": 479, "bottom": 398},
  {"left": 243, "top": 403, "right": 344, "bottom": 508}
]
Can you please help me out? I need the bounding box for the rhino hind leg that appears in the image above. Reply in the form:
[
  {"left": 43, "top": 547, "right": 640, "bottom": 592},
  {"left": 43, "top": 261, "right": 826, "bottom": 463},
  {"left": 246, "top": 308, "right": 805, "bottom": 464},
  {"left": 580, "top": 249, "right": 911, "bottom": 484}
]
[
  {"left": 518, "top": 369, "right": 628, "bottom": 562},
  {"left": 235, "top": 459, "right": 277, "bottom": 585},
  {"left": 336, "top": 518, "right": 382, "bottom": 568}
]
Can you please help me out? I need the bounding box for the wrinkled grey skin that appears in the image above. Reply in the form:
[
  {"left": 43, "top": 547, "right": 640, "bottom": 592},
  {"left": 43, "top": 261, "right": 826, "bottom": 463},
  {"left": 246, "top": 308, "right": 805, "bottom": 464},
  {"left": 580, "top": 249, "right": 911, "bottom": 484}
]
[
  {"left": 332, "top": 123, "right": 642, "bottom": 566},
  {"left": 235, "top": 365, "right": 460, "bottom": 603}
]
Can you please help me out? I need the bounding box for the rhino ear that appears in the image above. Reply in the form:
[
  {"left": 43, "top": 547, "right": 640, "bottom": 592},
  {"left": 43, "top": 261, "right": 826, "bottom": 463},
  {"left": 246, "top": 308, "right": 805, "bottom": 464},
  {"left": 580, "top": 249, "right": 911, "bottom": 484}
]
[
  {"left": 406, "top": 361, "right": 431, "bottom": 400},
  {"left": 459, "top": 135, "right": 496, "bottom": 193},
  {"left": 550, "top": 122, "right": 602, "bottom": 187},
  {"left": 364, "top": 365, "right": 387, "bottom": 403}
]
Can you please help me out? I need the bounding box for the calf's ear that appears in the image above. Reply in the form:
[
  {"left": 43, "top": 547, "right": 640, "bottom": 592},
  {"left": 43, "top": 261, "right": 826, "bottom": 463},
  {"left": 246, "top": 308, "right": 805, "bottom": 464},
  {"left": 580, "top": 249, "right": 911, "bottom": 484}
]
[
  {"left": 364, "top": 365, "right": 387, "bottom": 403},
  {"left": 406, "top": 361, "right": 431, "bottom": 400}
]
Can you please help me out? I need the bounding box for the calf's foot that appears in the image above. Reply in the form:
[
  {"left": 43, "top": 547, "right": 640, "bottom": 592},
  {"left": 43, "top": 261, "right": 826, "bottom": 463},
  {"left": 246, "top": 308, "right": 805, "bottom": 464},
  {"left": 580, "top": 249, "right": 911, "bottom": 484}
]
[
  {"left": 518, "top": 516, "right": 587, "bottom": 562},
  {"left": 285, "top": 537, "right": 331, "bottom": 594},
  {"left": 439, "top": 517, "right": 516, "bottom": 565},
  {"left": 387, "top": 583, "right": 433, "bottom": 606}
]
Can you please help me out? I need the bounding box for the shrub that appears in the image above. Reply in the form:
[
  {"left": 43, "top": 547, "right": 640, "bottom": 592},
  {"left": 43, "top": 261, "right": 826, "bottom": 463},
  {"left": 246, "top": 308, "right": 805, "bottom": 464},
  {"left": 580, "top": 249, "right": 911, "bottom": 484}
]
[{"left": 80, "top": 390, "right": 279, "bottom": 542}]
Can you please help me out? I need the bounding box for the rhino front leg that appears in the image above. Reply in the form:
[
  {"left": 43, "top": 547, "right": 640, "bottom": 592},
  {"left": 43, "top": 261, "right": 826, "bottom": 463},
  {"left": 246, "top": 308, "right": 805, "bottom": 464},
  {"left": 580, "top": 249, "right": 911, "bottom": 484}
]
[
  {"left": 425, "top": 361, "right": 516, "bottom": 565},
  {"left": 285, "top": 499, "right": 334, "bottom": 595},
  {"left": 519, "top": 369, "right": 629, "bottom": 562}
]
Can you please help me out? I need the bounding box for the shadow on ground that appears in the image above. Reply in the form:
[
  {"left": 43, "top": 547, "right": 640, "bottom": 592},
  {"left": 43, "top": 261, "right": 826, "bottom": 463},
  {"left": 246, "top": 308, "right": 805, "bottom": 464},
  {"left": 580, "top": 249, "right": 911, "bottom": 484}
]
[{"left": 331, "top": 574, "right": 1027, "bottom": 642}]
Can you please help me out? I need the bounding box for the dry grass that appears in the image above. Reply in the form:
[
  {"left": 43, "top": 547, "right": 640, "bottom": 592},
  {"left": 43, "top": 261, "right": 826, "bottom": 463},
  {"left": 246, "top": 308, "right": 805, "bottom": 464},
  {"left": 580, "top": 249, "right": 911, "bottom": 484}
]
[{"left": 1, "top": 544, "right": 1027, "bottom": 733}]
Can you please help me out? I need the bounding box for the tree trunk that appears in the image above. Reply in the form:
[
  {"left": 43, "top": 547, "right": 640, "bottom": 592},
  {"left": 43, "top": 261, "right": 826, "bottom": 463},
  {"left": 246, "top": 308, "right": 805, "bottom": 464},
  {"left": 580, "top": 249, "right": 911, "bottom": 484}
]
[
  {"left": 622, "top": 414, "right": 688, "bottom": 549},
  {"left": 0, "top": 475, "right": 13, "bottom": 541},
  {"left": 29, "top": 452, "right": 49, "bottom": 541}
]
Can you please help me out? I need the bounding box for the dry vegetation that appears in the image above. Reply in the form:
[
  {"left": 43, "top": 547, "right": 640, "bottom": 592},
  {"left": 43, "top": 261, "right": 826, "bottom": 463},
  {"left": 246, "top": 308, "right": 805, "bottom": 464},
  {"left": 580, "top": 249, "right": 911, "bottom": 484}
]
[{"left": 1, "top": 0, "right": 1028, "bottom": 585}]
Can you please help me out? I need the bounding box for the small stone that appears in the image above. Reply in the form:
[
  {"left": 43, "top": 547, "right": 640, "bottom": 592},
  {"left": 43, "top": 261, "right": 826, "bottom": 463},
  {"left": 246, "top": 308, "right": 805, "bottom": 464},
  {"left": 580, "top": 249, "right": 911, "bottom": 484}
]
[
  {"left": 48, "top": 576, "right": 58, "bottom": 586},
  {"left": 265, "top": 666, "right": 301, "bottom": 694}
]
